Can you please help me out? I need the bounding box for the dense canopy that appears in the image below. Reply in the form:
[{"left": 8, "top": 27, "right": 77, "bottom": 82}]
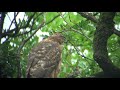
[{"left": 0, "top": 12, "right": 120, "bottom": 78}]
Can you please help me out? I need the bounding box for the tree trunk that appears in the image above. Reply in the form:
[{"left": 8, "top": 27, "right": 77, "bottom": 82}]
[{"left": 93, "top": 12, "right": 120, "bottom": 78}]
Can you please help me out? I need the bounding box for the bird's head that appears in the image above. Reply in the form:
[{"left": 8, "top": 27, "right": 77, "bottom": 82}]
[{"left": 49, "top": 33, "right": 65, "bottom": 44}]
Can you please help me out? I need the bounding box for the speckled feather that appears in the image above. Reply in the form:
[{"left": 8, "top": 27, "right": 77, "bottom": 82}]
[{"left": 26, "top": 33, "right": 64, "bottom": 78}]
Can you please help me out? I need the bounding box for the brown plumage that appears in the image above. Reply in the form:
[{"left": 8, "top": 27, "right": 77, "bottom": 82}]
[{"left": 26, "top": 33, "right": 64, "bottom": 78}]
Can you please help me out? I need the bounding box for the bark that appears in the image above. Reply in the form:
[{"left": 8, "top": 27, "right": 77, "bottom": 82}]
[
  {"left": 0, "top": 12, "right": 6, "bottom": 42},
  {"left": 93, "top": 12, "right": 120, "bottom": 78}
]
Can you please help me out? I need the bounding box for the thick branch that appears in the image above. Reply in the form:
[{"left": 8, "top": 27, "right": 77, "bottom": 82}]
[
  {"left": 0, "top": 12, "right": 6, "bottom": 40},
  {"left": 78, "top": 12, "right": 98, "bottom": 23},
  {"left": 114, "top": 29, "right": 120, "bottom": 37},
  {"left": 93, "top": 12, "right": 120, "bottom": 77}
]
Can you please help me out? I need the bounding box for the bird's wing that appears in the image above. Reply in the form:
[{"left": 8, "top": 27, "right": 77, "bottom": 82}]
[{"left": 27, "top": 41, "right": 61, "bottom": 78}]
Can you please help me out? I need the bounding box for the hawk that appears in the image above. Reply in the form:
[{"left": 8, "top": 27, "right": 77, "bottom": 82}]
[{"left": 26, "top": 33, "right": 64, "bottom": 78}]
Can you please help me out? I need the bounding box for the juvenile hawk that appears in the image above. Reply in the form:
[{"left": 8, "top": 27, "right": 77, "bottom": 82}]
[{"left": 26, "top": 33, "right": 64, "bottom": 78}]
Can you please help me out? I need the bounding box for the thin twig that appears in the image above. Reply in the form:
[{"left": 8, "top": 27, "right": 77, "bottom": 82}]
[
  {"left": 16, "top": 14, "right": 61, "bottom": 78},
  {"left": 17, "top": 21, "right": 45, "bottom": 54},
  {"left": 3, "top": 12, "right": 58, "bottom": 43},
  {"left": 2, "top": 12, "right": 19, "bottom": 41},
  {"left": 17, "top": 21, "right": 45, "bottom": 78},
  {"left": 68, "top": 12, "right": 80, "bottom": 28},
  {"left": 2, "top": 12, "right": 36, "bottom": 39},
  {"left": 60, "top": 14, "right": 93, "bottom": 43},
  {"left": 17, "top": 13, "right": 60, "bottom": 52},
  {"left": 13, "top": 13, "right": 44, "bottom": 38},
  {"left": 8, "top": 12, "right": 19, "bottom": 30},
  {"left": 44, "top": 14, "right": 60, "bottom": 26},
  {"left": 68, "top": 39, "right": 93, "bottom": 61},
  {"left": 6, "top": 13, "right": 12, "bottom": 22},
  {"left": 20, "top": 12, "right": 36, "bottom": 29},
  {"left": 14, "top": 12, "right": 19, "bottom": 35}
]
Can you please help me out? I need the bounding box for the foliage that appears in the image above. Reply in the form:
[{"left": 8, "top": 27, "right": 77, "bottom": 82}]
[
  {"left": 1, "top": 12, "right": 120, "bottom": 78},
  {"left": 0, "top": 42, "right": 18, "bottom": 77}
]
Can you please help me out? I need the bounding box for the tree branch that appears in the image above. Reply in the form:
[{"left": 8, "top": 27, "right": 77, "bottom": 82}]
[
  {"left": 77, "top": 12, "right": 98, "bottom": 23},
  {"left": 67, "top": 39, "right": 93, "bottom": 66},
  {"left": 8, "top": 12, "right": 19, "bottom": 31},
  {"left": 20, "top": 12, "right": 36, "bottom": 29},
  {"left": 14, "top": 12, "right": 19, "bottom": 35},
  {"left": 114, "top": 29, "right": 120, "bottom": 37},
  {"left": 17, "top": 13, "right": 61, "bottom": 53},
  {"left": 93, "top": 12, "right": 120, "bottom": 77},
  {"left": 0, "top": 12, "right": 6, "bottom": 41},
  {"left": 2, "top": 12, "right": 37, "bottom": 39},
  {"left": 6, "top": 13, "right": 12, "bottom": 22},
  {"left": 60, "top": 13, "right": 93, "bottom": 43},
  {"left": 44, "top": 14, "right": 60, "bottom": 26},
  {"left": 16, "top": 14, "right": 60, "bottom": 77}
]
